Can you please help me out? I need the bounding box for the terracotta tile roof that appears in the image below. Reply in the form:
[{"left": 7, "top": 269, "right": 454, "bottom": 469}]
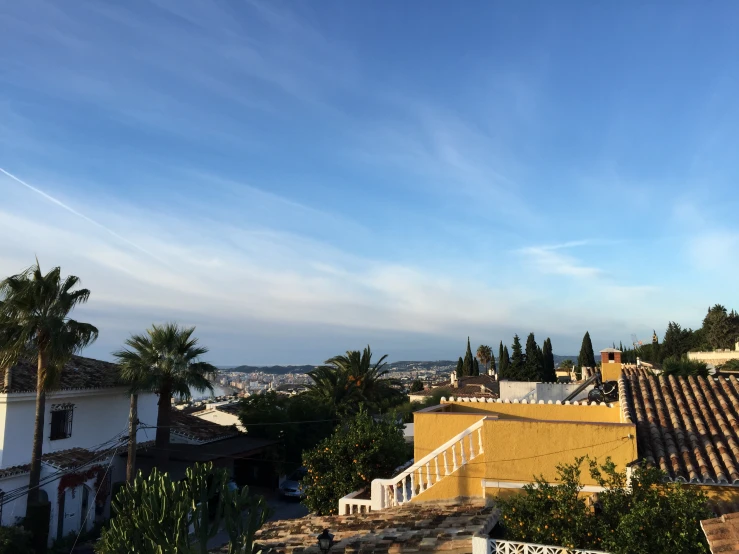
[
  {"left": 413, "top": 376, "right": 499, "bottom": 399},
  {"left": 620, "top": 370, "right": 739, "bottom": 484},
  {"left": 0, "top": 464, "right": 31, "bottom": 480},
  {"left": 0, "top": 355, "right": 122, "bottom": 393},
  {"left": 211, "top": 500, "right": 496, "bottom": 554},
  {"left": 0, "top": 446, "right": 116, "bottom": 480},
  {"left": 41, "top": 446, "right": 114, "bottom": 469},
  {"left": 702, "top": 512, "right": 739, "bottom": 554},
  {"left": 169, "top": 409, "right": 240, "bottom": 443}
]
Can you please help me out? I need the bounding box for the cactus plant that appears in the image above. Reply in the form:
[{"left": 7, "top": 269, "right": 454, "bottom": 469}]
[{"left": 96, "top": 463, "right": 269, "bottom": 554}]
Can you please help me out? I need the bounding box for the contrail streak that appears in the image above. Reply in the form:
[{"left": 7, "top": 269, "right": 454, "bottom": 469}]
[{"left": 0, "top": 167, "right": 163, "bottom": 262}]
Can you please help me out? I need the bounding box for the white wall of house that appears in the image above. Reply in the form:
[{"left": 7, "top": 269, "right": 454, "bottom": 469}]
[
  {"left": 191, "top": 405, "right": 244, "bottom": 431},
  {"left": 0, "top": 473, "right": 31, "bottom": 526},
  {"left": 0, "top": 388, "right": 158, "bottom": 469},
  {"left": 499, "top": 381, "right": 592, "bottom": 403}
]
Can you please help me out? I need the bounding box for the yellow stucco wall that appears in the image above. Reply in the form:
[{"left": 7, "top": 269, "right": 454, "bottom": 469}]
[
  {"left": 410, "top": 404, "right": 636, "bottom": 504},
  {"left": 412, "top": 457, "right": 486, "bottom": 502},
  {"left": 702, "top": 485, "right": 739, "bottom": 511},
  {"left": 437, "top": 401, "right": 622, "bottom": 423},
  {"left": 414, "top": 412, "right": 487, "bottom": 461},
  {"left": 601, "top": 363, "right": 623, "bottom": 382},
  {"left": 482, "top": 418, "right": 636, "bottom": 487}
]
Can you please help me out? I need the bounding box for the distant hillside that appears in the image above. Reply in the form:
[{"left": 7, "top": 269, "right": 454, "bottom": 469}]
[
  {"left": 387, "top": 361, "right": 457, "bottom": 371},
  {"left": 220, "top": 355, "right": 577, "bottom": 375},
  {"left": 224, "top": 365, "right": 316, "bottom": 375}
]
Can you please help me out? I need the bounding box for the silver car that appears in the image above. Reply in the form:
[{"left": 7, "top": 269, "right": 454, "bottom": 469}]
[{"left": 279, "top": 467, "right": 308, "bottom": 499}]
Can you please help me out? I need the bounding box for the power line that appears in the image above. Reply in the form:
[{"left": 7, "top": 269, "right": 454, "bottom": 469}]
[
  {"left": 0, "top": 435, "right": 130, "bottom": 507},
  {"left": 68, "top": 446, "right": 119, "bottom": 554},
  {"left": 140, "top": 417, "right": 340, "bottom": 429}
]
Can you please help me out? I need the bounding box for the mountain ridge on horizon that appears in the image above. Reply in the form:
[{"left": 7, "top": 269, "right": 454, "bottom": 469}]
[{"left": 219, "top": 354, "right": 578, "bottom": 375}]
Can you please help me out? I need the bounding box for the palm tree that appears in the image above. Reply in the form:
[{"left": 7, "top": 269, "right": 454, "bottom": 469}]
[
  {"left": 113, "top": 339, "right": 154, "bottom": 483},
  {"left": 306, "top": 346, "right": 400, "bottom": 414},
  {"left": 0, "top": 262, "right": 98, "bottom": 511},
  {"left": 114, "top": 323, "right": 216, "bottom": 463},
  {"left": 476, "top": 344, "right": 492, "bottom": 373}
]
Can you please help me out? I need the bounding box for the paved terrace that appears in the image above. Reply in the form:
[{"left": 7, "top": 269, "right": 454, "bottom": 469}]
[{"left": 212, "top": 500, "right": 496, "bottom": 554}]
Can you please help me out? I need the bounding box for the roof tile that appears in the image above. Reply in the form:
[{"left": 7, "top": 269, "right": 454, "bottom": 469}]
[
  {"left": 1, "top": 355, "right": 122, "bottom": 393},
  {"left": 621, "top": 371, "right": 739, "bottom": 484}
]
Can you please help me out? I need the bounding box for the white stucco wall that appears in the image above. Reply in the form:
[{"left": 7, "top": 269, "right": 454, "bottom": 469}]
[
  {"left": 0, "top": 473, "right": 30, "bottom": 526},
  {"left": 499, "top": 381, "right": 592, "bottom": 403},
  {"left": 688, "top": 350, "right": 739, "bottom": 365},
  {"left": 0, "top": 388, "right": 158, "bottom": 469},
  {"left": 191, "top": 406, "right": 243, "bottom": 431}
]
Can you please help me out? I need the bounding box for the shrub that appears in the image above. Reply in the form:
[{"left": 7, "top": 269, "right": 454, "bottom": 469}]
[
  {"left": 718, "top": 358, "right": 739, "bottom": 372},
  {"left": 302, "top": 410, "right": 409, "bottom": 515},
  {"left": 497, "top": 457, "right": 712, "bottom": 554},
  {"left": 0, "top": 525, "right": 33, "bottom": 554},
  {"left": 662, "top": 357, "right": 709, "bottom": 377}
]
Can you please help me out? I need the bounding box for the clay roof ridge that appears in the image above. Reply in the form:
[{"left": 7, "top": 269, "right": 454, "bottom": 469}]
[
  {"left": 679, "top": 375, "right": 716, "bottom": 483},
  {"left": 666, "top": 374, "right": 707, "bottom": 483},
  {"left": 631, "top": 375, "right": 656, "bottom": 467},
  {"left": 660, "top": 375, "right": 698, "bottom": 482},
  {"left": 644, "top": 375, "right": 680, "bottom": 478},
  {"left": 696, "top": 376, "right": 739, "bottom": 483},
  {"left": 617, "top": 377, "right": 634, "bottom": 423},
  {"left": 687, "top": 376, "right": 726, "bottom": 483}
]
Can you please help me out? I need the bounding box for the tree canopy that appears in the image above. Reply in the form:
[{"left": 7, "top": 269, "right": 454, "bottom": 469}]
[
  {"left": 497, "top": 457, "right": 711, "bottom": 554},
  {"left": 302, "top": 411, "right": 409, "bottom": 515}
]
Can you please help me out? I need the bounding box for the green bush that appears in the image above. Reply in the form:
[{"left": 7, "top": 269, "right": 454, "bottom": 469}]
[
  {"left": 0, "top": 525, "right": 33, "bottom": 554},
  {"left": 303, "top": 410, "right": 409, "bottom": 515},
  {"left": 497, "top": 457, "right": 712, "bottom": 554},
  {"left": 662, "top": 357, "right": 709, "bottom": 377},
  {"left": 718, "top": 358, "right": 739, "bottom": 372}
]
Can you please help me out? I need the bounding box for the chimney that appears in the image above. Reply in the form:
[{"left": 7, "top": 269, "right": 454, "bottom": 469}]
[{"left": 450, "top": 371, "right": 458, "bottom": 388}]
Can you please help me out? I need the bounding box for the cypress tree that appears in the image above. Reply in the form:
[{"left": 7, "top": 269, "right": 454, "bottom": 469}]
[
  {"left": 542, "top": 338, "right": 556, "bottom": 382},
  {"left": 473, "top": 357, "right": 480, "bottom": 376},
  {"left": 498, "top": 343, "right": 510, "bottom": 379},
  {"left": 489, "top": 347, "right": 497, "bottom": 377},
  {"left": 524, "top": 333, "right": 543, "bottom": 381},
  {"left": 456, "top": 357, "right": 464, "bottom": 379},
  {"left": 462, "top": 337, "right": 474, "bottom": 377},
  {"left": 577, "top": 331, "right": 596, "bottom": 375},
  {"left": 510, "top": 334, "right": 525, "bottom": 380},
  {"left": 501, "top": 345, "right": 511, "bottom": 378}
]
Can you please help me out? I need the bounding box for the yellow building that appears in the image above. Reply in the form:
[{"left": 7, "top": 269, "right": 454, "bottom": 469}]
[{"left": 341, "top": 361, "right": 739, "bottom": 514}]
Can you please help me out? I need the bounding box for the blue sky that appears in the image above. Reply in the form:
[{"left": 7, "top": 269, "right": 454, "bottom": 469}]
[{"left": 2, "top": 1, "right": 738, "bottom": 365}]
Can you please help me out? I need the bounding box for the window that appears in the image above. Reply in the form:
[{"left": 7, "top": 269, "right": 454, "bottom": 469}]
[
  {"left": 608, "top": 352, "right": 615, "bottom": 362},
  {"left": 50, "top": 403, "right": 74, "bottom": 440}
]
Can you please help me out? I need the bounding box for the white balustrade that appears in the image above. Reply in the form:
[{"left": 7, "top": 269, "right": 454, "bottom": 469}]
[
  {"left": 491, "top": 539, "right": 610, "bottom": 554},
  {"left": 366, "top": 417, "right": 489, "bottom": 511},
  {"left": 338, "top": 490, "right": 373, "bottom": 515}
]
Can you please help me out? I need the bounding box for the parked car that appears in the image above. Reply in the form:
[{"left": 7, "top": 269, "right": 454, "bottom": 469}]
[{"left": 279, "top": 467, "right": 308, "bottom": 499}]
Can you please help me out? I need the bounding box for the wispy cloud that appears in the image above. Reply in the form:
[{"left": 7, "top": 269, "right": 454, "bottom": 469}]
[
  {"left": 0, "top": 167, "right": 161, "bottom": 262},
  {"left": 516, "top": 241, "right": 603, "bottom": 279}
]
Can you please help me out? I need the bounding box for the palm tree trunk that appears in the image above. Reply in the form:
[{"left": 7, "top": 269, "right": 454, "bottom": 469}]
[
  {"left": 26, "top": 350, "right": 48, "bottom": 508},
  {"left": 126, "top": 393, "right": 138, "bottom": 483},
  {"left": 155, "top": 385, "right": 172, "bottom": 466}
]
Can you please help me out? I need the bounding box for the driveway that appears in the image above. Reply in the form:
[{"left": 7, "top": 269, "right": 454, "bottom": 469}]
[{"left": 208, "top": 488, "right": 309, "bottom": 550}]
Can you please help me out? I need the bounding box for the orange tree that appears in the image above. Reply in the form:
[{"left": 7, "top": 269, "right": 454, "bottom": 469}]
[
  {"left": 497, "top": 457, "right": 711, "bottom": 554},
  {"left": 302, "top": 410, "right": 409, "bottom": 515}
]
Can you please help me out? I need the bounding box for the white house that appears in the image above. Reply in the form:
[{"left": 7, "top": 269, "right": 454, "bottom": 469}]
[
  {"left": 188, "top": 402, "right": 245, "bottom": 432},
  {"left": 0, "top": 355, "right": 158, "bottom": 544}
]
